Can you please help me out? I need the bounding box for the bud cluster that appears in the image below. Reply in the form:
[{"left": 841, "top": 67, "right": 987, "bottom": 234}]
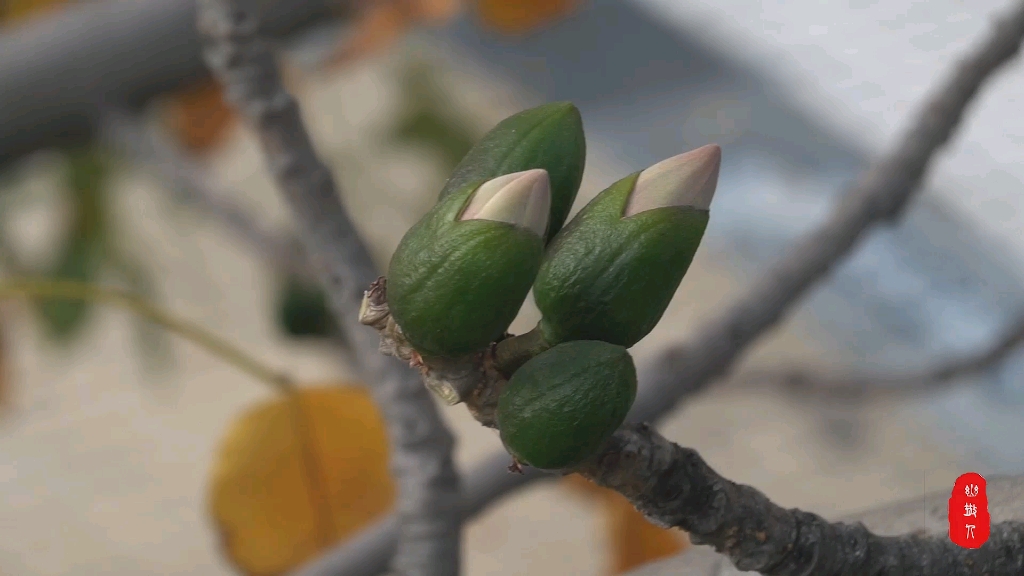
[{"left": 384, "top": 101, "right": 721, "bottom": 470}]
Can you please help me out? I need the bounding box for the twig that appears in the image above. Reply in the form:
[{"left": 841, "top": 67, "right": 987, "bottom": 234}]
[
  {"left": 0, "top": 277, "right": 292, "bottom": 392},
  {"left": 732, "top": 312, "right": 1024, "bottom": 399},
  {"left": 630, "top": 0, "right": 1024, "bottom": 425},
  {"left": 194, "top": 3, "right": 461, "bottom": 576},
  {"left": 577, "top": 423, "right": 1024, "bottom": 575},
  {"left": 292, "top": 2, "right": 1024, "bottom": 574},
  {"left": 98, "top": 106, "right": 311, "bottom": 280}
]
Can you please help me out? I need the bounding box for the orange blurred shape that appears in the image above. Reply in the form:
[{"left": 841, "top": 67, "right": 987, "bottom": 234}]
[
  {"left": 329, "top": 0, "right": 461, "bottom": 69},
  {"left": 0, "top": 0, "right": 68, "bottom": 25},
  {"left": 474, "top": 0, "right": 582, "bottom": 35},
  {"left": 163, "top": 79, "right": 237, "bottom": 154},
  {"left": 565, "top": 474, "right": 689, "bottom": 574},
  {"left": 407, "top": 0, "right": 462, "bottom": 23},
  {"left": 331, "top": 2, "right": 411, "bottom": 67},
  {"left": 209, "top": 385, "right": 395, "bottom": 576}
]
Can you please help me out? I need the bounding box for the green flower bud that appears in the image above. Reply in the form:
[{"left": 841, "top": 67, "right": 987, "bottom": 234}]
[
  {"left": 533, "top": 145, "right": 721, "bottom": 348},
  {"left": 497, "top": 340, "right": 637, "bottom": 470},
  {"left": 439, "top": 101, "right": 586, "bottom": 243},
  {"left": 388, "top": 170, "right": 551, "bottom": 357}
]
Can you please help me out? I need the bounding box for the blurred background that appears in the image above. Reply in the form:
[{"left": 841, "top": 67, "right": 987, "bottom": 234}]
[{"left": 0, "top": 0, "right": 1022, "bottom": 574}]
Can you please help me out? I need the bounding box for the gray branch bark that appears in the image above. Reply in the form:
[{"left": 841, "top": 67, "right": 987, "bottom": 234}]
[
  {"left": 194, "top": 2, "right": 461, "bottom": 575},
  {"left": 580, "top": 423, "right": 1024, "bottom": 576},
  {"left": 629, "top": 474, "right": 1024, "bottom": 576},
  {"left": 732, "top": 311, "right": 1024, "bottom": 400},
  {"left": 290, "top": 2, "right": 1024, "bottom": 574},
  {"left": 0, "top": 0, "right": 351, "bottom": 169}
]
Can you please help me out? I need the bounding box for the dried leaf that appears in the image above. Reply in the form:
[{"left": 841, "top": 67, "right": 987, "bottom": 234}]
[
  {"left": 474, "top": 0, "right": 582, "bottom": 34},
  {"left": 328, "top": 0, "right": 463, "bottom": 69},
  {"left": 606, "top": 490, "right": 688, "bottom": 573},
  {"left": 330, "top": 2, "right": 412, "bottom": 68},
  {"left": 0, "top": 0, "right": 68, "bottom": 25},
  {"left": 209, "top": 385, "right": 395, "bottom": 576},
  {"left": 564, "top": 474, "right": 689, "bottom": 574},
  {"left": 406, "top": 0, "right": 462, "bottom": 23},
  {"left": 162, "top": 79, "right": 236, "bottom": 154}
]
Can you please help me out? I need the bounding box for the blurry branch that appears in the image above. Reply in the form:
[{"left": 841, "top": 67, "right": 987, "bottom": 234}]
[
  {"left": 293, "top": 450, "right": 547, "bottom": 576},
  {"left": 99, "top": 106, "right": 312, "bottom": 281},
  {"left": 0, "top": 0, "right": 351, "bottom": 168},
  {"left": 195, "top": 2, "right": 461, "bottom": 576},
  {"left": 295, "top": 2, "right": 1024, "bottom": 574},
  {"left": 0, "top": 278, "right": 293, "bottom": 392},
  {"left": 0, "top": 224, "right": 29, "bottom": 277},
  {"left": 732, "top": 312, "right": 1024, "bottom": 400}
]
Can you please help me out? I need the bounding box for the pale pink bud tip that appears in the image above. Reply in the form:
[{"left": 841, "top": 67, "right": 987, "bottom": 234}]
[
  {"left": 624, "top": 144, "right": 721, "bottom": 217},
  {"left": 460, "top": 169, "right": 552, "bottom": 237}
]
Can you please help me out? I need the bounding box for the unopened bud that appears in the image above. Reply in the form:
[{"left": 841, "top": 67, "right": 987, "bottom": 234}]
[
  {"left": 388, "top": 178, "right": 547, "bottom": 358},
  {"left": 460, "top": 169, "right": 551, "bottom": 237},
  {"left": 625, "top": 144, "right": 721, "bottom": 217},
  {"left": 440, "top": 101, "right": 586, "bottom": 243},
  {"left": 533, "top": 145, "right": 721, "bottom": 348}
]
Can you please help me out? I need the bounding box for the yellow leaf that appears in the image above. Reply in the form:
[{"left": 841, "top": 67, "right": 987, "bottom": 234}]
[
  {"left": 473, "top": 0, "right": 582, "bottom": 35},
  {"left": 209, "top": 385, "right": 395, "bottom": 576},
  {"left": 162, "top": 79, "right": 236, "bottom": 154},
  {"left": 564, "top": 474, "right": 689, "bottom": 574}
]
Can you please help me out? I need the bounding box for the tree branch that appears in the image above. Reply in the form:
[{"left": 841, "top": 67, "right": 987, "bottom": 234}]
[
  {"left": 291, "top": 2, "right": 1024, "bottom": 574},
  {"left": 0, "top": 277, "right": 293, "bottom": 392},
  {"left": 578, "top": 423, "right": 1024, "bottom": 576},
  {"left": 99, "top": 106, "right": 310, "bottom": 280},
  {"left": 292, "top": 450, "right": 549, "bottom": 576},
  {"left": 732, "top": 311, "right": 1024, "bottom": 400},
  {"left": 194, "top": 3, "right": 461, "bottom": 575},
  {"left": 630, "top": 0, "right": 1024, "bottom": 425}
]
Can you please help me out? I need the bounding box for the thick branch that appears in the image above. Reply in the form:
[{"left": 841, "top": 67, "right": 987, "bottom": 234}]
[
  {"left": 0, "top": 0, "right": 348, "bottom": 169},
  {"left": 631, "top": 0, "right": 1024, "bottom": 424},
  {"left": 194, "top": 3, "right": 461, "bottom": 576},
  {"left": 579, "top": 423, "right": 1024, "bottom": 575}
]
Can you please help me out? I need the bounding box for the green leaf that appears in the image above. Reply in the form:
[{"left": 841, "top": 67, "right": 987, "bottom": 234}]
[
  {"left": 36, "top": 234, "right": 104, "bottom": 341},
  {"left": 34, "top": 148, "right": 111, "bottom": 343},
  {"left": 276, "top": 276, "right": 338, "bottom": 338},
  {"left": 386, "top": 61, "right": 479, "bottom": 174}
]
